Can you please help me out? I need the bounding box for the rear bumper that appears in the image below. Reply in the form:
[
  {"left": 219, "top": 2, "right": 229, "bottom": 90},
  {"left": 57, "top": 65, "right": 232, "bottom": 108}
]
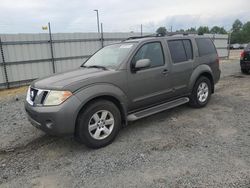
[
  {"left": 25, "top": 95, "right": 81, "bottom": 135},
  {"left": 214, "top": 69, "right": 221, "bottom": 84},
  {"left": 240, "top": 60, "right": 250, "bottom": 69}
]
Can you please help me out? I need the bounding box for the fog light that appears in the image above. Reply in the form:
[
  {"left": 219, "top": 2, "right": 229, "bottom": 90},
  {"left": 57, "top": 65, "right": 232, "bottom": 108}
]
[{"left": 45, "top": 120, "right": 53, "bottom": 129}]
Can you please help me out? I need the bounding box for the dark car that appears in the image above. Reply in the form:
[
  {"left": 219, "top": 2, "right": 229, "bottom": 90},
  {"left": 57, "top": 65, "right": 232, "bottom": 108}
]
[
  {"left": 240, "top": 43, "right": 250, "bottom": 74},
  {"left": 25, "top": 35, "right": 221, "bottom": 148}
]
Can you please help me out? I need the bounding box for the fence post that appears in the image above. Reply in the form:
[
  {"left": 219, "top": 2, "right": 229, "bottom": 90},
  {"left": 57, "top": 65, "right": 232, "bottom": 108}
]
[
  {"left": 100, "top": 23, "right": 104, "bottom": 48},
  {"left": 0, "top": 37, "right": 9, "bottom": 89},
  {"left": 227, "top": 33, "right": 231, "bottom": 59},
  {"left": 48, "top": 22, "right": 56, "bottom": 73}
]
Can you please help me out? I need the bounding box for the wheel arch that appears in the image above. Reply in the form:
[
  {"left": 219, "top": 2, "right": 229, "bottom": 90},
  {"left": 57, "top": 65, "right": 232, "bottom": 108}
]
[
  {"left": 199, "top": 72, "right": 214, "bottom": 93},
  {"left": 189, "top": 65, "right": 215, "bottom": 93},
  {"left": 73, "top": 84, "right": 128, "bottom": 133}
]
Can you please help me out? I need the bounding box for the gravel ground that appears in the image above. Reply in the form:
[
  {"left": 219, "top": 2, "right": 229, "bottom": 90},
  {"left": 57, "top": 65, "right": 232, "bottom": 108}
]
[{"left": 0, "top": 55, "right": 250, "bottom": 188}]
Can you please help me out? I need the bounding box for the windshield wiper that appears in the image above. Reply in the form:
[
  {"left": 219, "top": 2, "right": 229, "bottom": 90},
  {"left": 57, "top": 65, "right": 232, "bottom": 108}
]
[{"left": 83, "top": 65, "right": 108, "bottom": 70}]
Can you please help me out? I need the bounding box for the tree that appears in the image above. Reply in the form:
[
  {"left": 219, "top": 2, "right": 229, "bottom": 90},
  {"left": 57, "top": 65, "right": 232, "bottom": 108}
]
[
  {"left": 156, "top": 27, "right": 167, "bottom": 36},
  {"left": 231, "top": 19, "right": 244, "bottom": 44},
  {"left": 210, "top": 26, "right": 227, "bottom": 34},
  {"left": 186, "top": 27, "right": 196, "bottom": 32},
  {"left": 241, "top": 21, "right": 250, "bottom": 43},
  {"left": 232, "top": 19, "right": 243, "bottom": 32},
  {"left": 176, "top": 29, "right": 185, "bottom": 32},
  {"left": 197, "top": 26, "right": 210, "bottom": 35}
]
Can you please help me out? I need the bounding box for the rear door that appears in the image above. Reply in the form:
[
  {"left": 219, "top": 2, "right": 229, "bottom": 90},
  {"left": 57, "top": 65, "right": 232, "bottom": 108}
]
[{"left": 166, "top": 39, "right": 194, "bottom": 96}]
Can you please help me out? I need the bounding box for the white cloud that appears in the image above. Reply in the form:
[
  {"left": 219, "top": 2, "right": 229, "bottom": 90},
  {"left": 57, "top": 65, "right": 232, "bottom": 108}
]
[{"left": 0, "top": 0, "right": 249, "bottom": 33}]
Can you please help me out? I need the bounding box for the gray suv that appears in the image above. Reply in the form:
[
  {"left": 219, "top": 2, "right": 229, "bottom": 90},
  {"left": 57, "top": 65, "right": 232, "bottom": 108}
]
[{"left": 25, "top": 35, "right": 221, "bottom": 148}]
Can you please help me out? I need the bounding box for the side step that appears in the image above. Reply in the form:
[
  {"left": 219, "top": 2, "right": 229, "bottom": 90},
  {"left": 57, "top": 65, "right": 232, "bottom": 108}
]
[{"left": 127, "top": 97, "right": 189, "bottom": 121}]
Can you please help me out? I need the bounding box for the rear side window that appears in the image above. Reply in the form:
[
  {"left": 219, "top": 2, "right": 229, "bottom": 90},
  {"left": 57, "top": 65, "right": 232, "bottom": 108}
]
[
  {"left": 132, "top": 42, "right": 164, "bottom": 68},
  {"left": 196, "top": 38, "right": 217, "bottom": 56},
  {"left": 167, "top": 40, "right": 193, "bottom": 63}
]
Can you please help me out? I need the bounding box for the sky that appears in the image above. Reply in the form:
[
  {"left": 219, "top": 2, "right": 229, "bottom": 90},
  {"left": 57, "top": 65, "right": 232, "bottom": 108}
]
[{"left": 0, "top": 0, "right": 249, "bottom": 34}]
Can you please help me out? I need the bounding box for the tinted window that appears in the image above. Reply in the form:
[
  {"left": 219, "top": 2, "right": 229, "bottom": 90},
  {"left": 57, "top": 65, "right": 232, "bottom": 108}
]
[
  {"left": 183, "top": 40, "right": 193, "bottom": 60},
  {"left": 168, "top": 40, "right": 187, "bottom": 63},
  {"left": 132, "top": 42, "right": 164, "bottom": 68},
  {"left": 196, "top": 38, "right": 216, "bottom": 56}
]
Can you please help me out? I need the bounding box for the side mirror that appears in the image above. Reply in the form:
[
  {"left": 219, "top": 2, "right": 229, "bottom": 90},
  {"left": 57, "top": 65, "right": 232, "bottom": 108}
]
[{"left": 134, "top": 59, "right": 151, "bottom": 70}]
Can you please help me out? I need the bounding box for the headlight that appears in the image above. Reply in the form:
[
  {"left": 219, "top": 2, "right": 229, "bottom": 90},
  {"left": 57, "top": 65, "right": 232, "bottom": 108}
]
[{"left": 44, "top": 90, "right": 73, "bottom": 106}]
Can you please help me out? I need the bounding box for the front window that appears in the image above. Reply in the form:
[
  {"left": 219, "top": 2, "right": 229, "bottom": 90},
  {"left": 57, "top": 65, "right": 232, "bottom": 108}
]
[
  {"left": 83, "top": 43, "right": 135, "bottom": 69},
  {"left": 132, "top": 42, "right": 165, "bottom": 68}
]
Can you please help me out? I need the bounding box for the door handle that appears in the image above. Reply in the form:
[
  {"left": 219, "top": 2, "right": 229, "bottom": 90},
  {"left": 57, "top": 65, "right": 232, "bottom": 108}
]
[{"left": 162, "top": 69, "right": 168, "bottom": 75}]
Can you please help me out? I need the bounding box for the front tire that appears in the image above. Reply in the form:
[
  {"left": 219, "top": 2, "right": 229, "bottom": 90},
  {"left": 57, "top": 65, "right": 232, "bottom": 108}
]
[
  {"left": 75, "top": 100, "right": 121, "bottom": 149},
  {"left": 189, "top": 76, "right": 212, "bottom": 108}
]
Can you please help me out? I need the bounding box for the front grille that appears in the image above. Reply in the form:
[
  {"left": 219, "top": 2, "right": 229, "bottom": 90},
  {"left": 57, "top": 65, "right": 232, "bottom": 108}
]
[{"left": 27, "top": 87, "right": 49, "bottom": 105}]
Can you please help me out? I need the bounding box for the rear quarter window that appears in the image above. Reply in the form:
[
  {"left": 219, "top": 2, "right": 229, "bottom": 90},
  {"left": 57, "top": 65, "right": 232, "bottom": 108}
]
[{"left": 196, "top": 38, "right": 217, "bottom": 56}]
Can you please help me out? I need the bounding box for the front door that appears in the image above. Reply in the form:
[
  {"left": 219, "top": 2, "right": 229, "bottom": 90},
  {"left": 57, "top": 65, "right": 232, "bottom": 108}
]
[{"left": 127, "top": 41, "right": 172, "bottom": 111}]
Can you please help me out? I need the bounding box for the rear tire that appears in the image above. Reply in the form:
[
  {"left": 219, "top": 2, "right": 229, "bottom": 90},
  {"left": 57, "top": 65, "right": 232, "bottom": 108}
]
[
  {"left": 75, "top": 100, "right": 121, "bottom": 149},
  {"left": 189, "top": 76, "right": 212, "bottom": 108}
]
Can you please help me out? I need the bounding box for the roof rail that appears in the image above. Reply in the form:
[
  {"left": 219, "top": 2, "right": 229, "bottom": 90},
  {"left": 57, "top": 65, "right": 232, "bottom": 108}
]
[
  {"left": 125, "top": 33, "right": 163, "bottom": 41},
  {"left": 166, "top": 31, "right": 198, "bottom": 36},
  {"left": 124, "top": 32, "right": 198, "bottom": 41}
]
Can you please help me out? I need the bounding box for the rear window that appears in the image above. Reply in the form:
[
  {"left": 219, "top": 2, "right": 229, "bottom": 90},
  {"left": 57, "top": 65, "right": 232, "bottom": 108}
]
[
  {"left": 196, "top": 38, "right": 217, "bottom": 56},
  {"left": 167, "top": 39, "right": 193, "bottom": 63}
]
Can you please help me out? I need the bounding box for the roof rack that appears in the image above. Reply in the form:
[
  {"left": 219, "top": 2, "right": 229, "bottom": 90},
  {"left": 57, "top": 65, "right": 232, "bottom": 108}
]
[
  {"left": 166, "top": 31, "right": 197, "bottom": 36},
  {"left": 124, "top": 32, "right": 198, "bottom": 41},
  {"left": 125, "top": 33, "right": 163, "bottom": 41}
]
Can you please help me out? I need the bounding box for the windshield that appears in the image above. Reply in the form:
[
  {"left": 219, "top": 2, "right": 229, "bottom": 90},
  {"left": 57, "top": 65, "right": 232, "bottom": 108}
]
[{"left": 83, "top": 43, "right": 135, "bottom": 69}]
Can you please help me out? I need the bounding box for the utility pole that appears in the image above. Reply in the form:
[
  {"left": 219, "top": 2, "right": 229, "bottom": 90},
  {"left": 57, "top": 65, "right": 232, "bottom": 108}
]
[{"left": 94, "top": 9, "right": 100, "bottom": 33}]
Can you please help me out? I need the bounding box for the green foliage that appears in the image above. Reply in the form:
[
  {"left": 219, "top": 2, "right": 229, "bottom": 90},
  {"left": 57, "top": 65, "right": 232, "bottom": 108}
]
[
  {"left": 230, "top": 19, "right": 250, "bottom": 43},
  {"left": 155, "top": 19, "right": 250, "bottom": 43},
  {"left": 232, "top": 19, "right": 243, "bottom": 32},
  {"left": 210, "top": 26, "right": 227, "bottom": 34},
  {"left": 197, "top": 26, "right": 209, "bottom": 35},
  {"left": 176, "top": 29, "right": 185, "bottom": 32},
  {"left": 186, "top": 27, "right": 196, "bottom": 32},
  {"left": 156, "top": 27, "right": 167, "bottom": 36}
]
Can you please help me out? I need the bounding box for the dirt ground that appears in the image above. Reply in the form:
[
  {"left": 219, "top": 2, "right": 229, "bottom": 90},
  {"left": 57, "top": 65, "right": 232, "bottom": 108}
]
[{"left": 0, "top": 51, "right": 250, "bottom": 187}]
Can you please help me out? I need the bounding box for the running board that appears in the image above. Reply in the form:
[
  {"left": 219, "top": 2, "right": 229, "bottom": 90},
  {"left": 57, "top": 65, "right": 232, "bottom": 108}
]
[{"left": 127, "top": 97, "right": 189, "bottom": 121}]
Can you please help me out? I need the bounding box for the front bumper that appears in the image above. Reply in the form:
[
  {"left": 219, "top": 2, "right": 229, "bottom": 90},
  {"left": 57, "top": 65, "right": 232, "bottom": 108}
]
[
  {"left": 240, "top": 60, "right": 250, "bottom": 69},
  {"left": 25, "top": 95, "right": 81, "bottom": 135}
]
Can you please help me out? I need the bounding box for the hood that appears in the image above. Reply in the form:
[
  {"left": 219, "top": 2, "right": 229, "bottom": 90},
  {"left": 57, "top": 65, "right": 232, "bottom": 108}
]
[{"left": 32, "top": 67, "right": 110, "bottom": 90}]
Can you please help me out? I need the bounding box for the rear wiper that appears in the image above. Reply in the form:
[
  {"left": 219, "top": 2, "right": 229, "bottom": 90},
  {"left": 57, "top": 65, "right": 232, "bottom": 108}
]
[{"left": 83, "top": 65, "right": 108, "bottom": 70}]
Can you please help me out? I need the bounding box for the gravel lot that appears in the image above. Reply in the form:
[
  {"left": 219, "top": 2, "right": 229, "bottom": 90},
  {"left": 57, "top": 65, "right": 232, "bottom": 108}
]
[{"left": 0, "top": 50, "right": 250, "bottom": 187}]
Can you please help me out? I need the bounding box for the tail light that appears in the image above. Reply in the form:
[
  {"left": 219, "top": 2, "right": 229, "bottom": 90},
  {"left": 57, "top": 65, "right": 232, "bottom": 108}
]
[
  {"left": 216, "top": 56, "right": 219, "bottom": 64},
  {"left": 240, "top": 51, "right": 245, "bottom": 60}
]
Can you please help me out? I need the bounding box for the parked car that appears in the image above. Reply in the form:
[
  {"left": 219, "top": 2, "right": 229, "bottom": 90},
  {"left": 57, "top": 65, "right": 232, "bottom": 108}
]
[
  {"left": 240, "top": 43, "right": 250, "bottom": 74},
  {"left": 231, "top": 43, "right": 240, "bottom": 49},
  {"left": 25, "top": 35, "right": 221, "bottom": 148},
  {"left": 240, "top": 43, "right": 248, "bottom": 49}
]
